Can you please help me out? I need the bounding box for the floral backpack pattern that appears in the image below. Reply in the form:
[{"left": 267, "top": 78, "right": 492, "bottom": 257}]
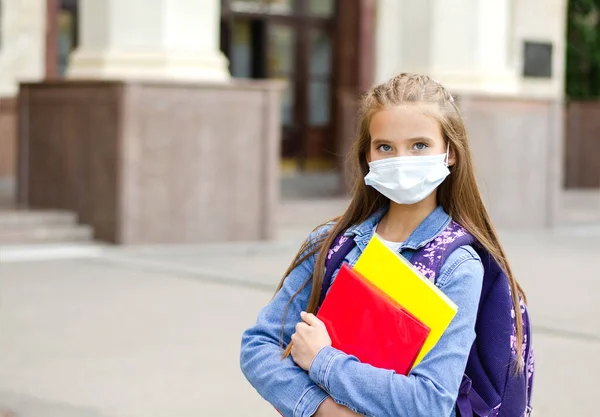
[{"left": 320, "top": 221, "right": 534, "bottom": 417}]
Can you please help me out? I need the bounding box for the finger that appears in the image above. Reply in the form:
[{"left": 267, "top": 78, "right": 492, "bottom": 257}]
[
  {"left": 301, "top": 311, "right": 323, "bottom": 327},
  {"left": 295, "top": 322, "right": 309, "bottom": 333}
]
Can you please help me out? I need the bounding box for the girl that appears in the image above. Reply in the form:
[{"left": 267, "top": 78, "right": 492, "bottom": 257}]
[{"left": 240, "top": 73, "right": 528, "bottom": 417}]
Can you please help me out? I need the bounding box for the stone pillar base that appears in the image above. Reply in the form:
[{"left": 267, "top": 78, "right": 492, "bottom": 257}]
[
  {"left": 457, "top": 93, "right": 563, "bottom": 228},
  {"left": 67, "top": 50, "right": 230, "bottom": 83},
  {"left": 18, "top": 80, "right": 283, "bottom": 244}
]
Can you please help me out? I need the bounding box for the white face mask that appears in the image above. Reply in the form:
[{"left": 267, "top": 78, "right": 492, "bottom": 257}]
[{"left": 364, "top": 147, "right": 450, "bottom": 205}]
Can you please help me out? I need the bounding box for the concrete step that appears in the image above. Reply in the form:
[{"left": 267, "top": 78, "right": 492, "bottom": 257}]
[
  {"left": 0, "top": 242, "right": 104, "bottom": 263},
  {"left": 0, "top": 209, "right": 79, "bottom": 229},
  {"left": 0, "top": 224, "right": 94, "bottom": 245}
]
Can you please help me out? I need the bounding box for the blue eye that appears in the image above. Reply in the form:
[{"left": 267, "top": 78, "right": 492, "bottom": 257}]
[
  {"left": 378, "top": 144, "right": 393, "bottom": 153},
  {"left": 413, "top": 142, "right": 428, "bottom": 151}
]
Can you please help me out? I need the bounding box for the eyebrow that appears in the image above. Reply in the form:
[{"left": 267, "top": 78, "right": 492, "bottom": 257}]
[{"left": 372, "top": 137, "right": 435, "bottom": 144}]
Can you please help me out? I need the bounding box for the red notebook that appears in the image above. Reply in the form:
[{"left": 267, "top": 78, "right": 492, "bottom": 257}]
[{"left": 317, "top": 263, "right": 430, "bottom": 375}]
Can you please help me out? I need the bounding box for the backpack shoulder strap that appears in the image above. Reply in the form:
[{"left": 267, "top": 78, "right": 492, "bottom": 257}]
[
  {"left": 411, "top": 221, "right": 501, "bottom": 416},
  {"left": 412, "top": 221, "right": 534, "bottom": 415},
  {"left": 319, "top": 234, "right": 356, "bottom": 306},
  {"left": 410, "top": 220, "right": 476, "bottom": 283}
]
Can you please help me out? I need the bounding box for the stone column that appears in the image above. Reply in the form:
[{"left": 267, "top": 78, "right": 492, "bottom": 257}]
[
  {"left": 20, "top": 0, "right": 283, "bottom": 244},
  {"left": 376, "top": 0, "right": 567, "bottom": 97},
  {"left": 0, "top": 0, "right": 47, "bottom": 96},
  {"left": 375, "top": 0, "right": 517, "bottom": 93},
  {"left": 67, "top": 0, "right": 230, "bottom": 82},
  {"left": 0, "top": 0, "right": 47, "bottom": 181},
  {"left": 429, "top": 0, "right": 518, "bottom": 93},
  {"left": 374, "top": 0, "right": 567, "bottom": 228}
]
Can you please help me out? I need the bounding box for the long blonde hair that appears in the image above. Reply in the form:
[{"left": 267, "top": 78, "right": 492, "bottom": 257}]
[{"left": 278, "top": 73, "right": 527, "bottom": 368}]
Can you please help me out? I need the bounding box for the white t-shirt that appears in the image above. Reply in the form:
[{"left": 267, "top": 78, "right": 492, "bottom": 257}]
[{"left": 373, "top": 225, "right": 403, "bottom": 253}]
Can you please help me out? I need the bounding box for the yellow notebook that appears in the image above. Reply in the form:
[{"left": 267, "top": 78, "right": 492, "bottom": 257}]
[{"left": 353, "top": 234, "right": 458, "bottom": 367}]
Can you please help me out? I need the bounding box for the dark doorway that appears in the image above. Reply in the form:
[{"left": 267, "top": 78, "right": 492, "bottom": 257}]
[
  {"left": 45, "top": 0, "right": 79, "bottom": 79},
  {"left": 221, "top": 0, "right": 336, "bottom": 168},
  {"left": 57, "top": 0, "right": 79, "bottom": 76}
]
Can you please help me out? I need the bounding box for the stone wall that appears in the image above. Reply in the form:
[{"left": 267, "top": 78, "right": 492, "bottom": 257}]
[
  {"left": 458, "top": 94, "right": 563, "bottom": 228},
  {"left": 18, "top": 80, "right": 282, "bottom": 244}
]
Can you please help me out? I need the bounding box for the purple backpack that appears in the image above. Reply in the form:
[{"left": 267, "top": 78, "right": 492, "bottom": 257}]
[{"left": 320, "top": 221, "right": 534, "bottom": 417}]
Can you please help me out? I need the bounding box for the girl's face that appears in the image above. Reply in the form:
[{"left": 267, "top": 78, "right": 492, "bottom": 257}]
[{"left": 367, "top": 105, "right": 453, "bottom": 164}]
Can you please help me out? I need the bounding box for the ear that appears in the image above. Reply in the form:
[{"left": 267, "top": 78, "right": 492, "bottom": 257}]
[{"left": 447, "top": 145, "right": 456, "bottom": 167}]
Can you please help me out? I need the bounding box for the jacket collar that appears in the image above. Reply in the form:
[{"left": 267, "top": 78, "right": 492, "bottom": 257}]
[{"left": 345, "top": 204, "right": 451, "bottom": 252}]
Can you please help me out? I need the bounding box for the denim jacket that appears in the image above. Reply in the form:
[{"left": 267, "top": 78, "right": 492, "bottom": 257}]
[{"left": 240, "top": 206, "right": 484, "bottom": 417}]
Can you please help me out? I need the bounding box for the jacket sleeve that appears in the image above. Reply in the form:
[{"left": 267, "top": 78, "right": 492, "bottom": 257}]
[
  {"left": 240, "top": 228, "right": 331, "bottom": 417},
  {"left": 307, "top": 246, "right": 484, "bottom": 417}
]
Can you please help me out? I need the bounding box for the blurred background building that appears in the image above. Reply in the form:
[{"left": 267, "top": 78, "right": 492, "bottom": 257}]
[
  {"left": 1, "top": 4, "right": 598, "bottom": 417},
  {"left": 0, "top": 0, "right": 598, "bottom": 244}
]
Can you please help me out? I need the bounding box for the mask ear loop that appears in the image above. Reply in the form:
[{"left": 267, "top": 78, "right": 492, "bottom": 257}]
[{"left": 445, "top": 141, "right": 450, "bottom": 167}]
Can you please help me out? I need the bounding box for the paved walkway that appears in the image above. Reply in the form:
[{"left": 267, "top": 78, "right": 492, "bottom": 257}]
[{"left": 0, "top": 199, "right": 599, "bottom": 416}]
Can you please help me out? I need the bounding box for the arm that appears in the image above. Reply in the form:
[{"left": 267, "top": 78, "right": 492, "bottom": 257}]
[
  {"left": 307, "top": 246, "right": 484, "bottom": 417},
  {"left": 240, "top": 229, "right": 331, "bottom": 417},
  {"left": 315, "top": 398, "right": 362, "bottom": 417}
]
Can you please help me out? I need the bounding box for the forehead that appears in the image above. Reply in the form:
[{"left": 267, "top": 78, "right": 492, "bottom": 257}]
[{"left": 369, "top": 105, "right": 442, "bottom": 140}]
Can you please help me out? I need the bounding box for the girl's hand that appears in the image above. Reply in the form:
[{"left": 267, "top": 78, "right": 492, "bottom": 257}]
[{"left": 290, "top": 311, "right": 332, "bottom": 371}]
